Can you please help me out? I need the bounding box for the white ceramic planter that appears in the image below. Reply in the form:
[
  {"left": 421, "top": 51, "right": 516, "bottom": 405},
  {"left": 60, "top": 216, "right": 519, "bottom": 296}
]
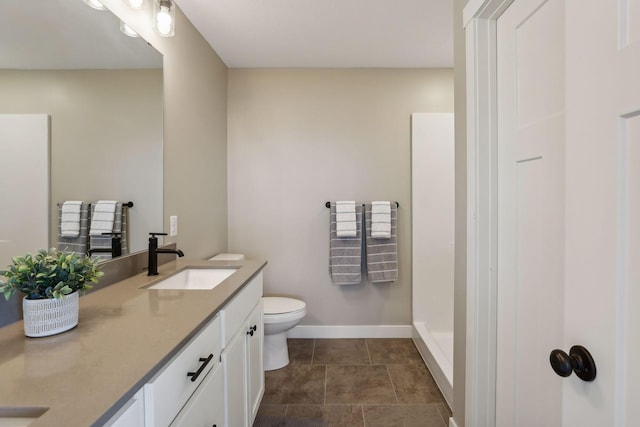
[{"left": 22, "top": 292, "right": 79, "bottom": 337}]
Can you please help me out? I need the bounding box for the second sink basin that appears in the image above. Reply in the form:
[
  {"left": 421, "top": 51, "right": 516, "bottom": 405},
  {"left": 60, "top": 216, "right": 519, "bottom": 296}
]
[{"left": 146, "top": 268, "right": 238, "bottom": 290}]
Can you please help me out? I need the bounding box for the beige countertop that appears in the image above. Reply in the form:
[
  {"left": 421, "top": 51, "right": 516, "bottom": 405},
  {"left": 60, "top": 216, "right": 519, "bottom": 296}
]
[{"left": 0, "top": 258, "right": 267, "bottom": 427}]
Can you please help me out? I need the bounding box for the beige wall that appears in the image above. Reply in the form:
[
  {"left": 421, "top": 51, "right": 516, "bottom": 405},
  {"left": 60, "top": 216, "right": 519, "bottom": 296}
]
[
  {"left": 454, "top": 0, "right": 469, "bottom": 425},
  {"left": 105, "top": 0, "right": 229, "bottom": 259},
  {"left": 228, "top": 68, "right": 453, "bottom": 326},
  {"left": 0, "top": 69, "right": 163, "bottom": 254}
]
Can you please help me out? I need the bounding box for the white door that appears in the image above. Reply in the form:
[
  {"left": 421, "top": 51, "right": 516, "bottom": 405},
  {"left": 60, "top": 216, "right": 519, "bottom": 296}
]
[
  {"left": 496, "top": 0, "right": 565, "bottom": 425},
  {"left": 494, "top": 0, "right": 640, "bottom": 426},
  {"left": 563, "top": 1, "right": 640, "bottom": 425}
]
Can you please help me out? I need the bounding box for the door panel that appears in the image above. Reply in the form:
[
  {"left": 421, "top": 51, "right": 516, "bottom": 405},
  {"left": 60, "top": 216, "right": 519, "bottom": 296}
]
[
  {"left": 564, "top": 0, "right": 640, "bottom": 424},
  {"left": 496, "top": 0, "right": 565, "bottom": 425}
]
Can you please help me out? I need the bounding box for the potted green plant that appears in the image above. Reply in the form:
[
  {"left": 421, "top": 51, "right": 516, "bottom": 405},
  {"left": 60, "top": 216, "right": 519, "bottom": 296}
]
[{"left": 0, "top": 248, "right": 103, "bottom": 337}]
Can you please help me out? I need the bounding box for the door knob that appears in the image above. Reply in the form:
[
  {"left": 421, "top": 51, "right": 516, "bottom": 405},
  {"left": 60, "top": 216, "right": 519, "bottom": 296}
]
[{"left": 549, "top": 345, "right": 596, "bottom": 381}]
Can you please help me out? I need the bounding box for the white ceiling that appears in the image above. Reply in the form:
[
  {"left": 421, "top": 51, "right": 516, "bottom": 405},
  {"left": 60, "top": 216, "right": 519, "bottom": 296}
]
[{"left": 174, "top": 0, "right": 453, "bottom": 68}]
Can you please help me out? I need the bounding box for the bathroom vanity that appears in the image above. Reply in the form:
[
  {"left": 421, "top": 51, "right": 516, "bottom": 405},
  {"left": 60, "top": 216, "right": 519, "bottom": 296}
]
[{"left": 0, "top": 258, "right": 266, "bottom": 427}]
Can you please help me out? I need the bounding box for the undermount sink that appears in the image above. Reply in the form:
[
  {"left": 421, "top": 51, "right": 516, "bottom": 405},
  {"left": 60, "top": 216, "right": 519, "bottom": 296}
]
[
  {"left": 145, "top": 268, "right": 238, "bottom": 291},
  {"left": 0, "top": 407, "right": 48, "bottom": 427}
]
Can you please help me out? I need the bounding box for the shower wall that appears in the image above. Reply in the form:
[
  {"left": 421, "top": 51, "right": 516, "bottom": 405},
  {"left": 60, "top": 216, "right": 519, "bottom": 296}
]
[{"left": 411, "top": 112, "right": 455, "bottom": 406}]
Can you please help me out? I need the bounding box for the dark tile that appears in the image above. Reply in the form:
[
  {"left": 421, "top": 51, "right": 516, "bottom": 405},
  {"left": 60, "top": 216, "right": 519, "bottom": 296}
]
[
  {"left": 366, "top": 338, "right": 424, "bottom": 365},
  {"left": 288, "top": 339, "right": 315, "bottom": 365},
  {"left": 326, "top": 365, "right": 396, "bottom": 404},
  {"left": 252, "top": 414, "right": 287, "bottom": 427},
  {"left": 253, "top": 405, "right": 288, "bottom": 427},
  {"left": 362, "top": 404, "right": 446, "bottom": 427},
  {"left": 313, "top": 339, "right": 370, "bottom": 365},
  {"left": 286, "top": 405, "right": 364, "bottom": 427},
  {"left": 387, "top": 364, "right": 445, "bottom": 404},
  {"left": 258, "top": 405, "right": 288, "bottom": 417},
  {"left": 263, "top": 365, "right": 326, "bottom": 405}
]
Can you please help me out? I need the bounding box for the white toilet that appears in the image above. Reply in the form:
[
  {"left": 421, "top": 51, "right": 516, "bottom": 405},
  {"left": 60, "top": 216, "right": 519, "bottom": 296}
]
[
  {"left": 209, "top": 253, "right": 306, "bottom": 371},
  {"left": 263, "top": 296, "right": 306, "bottom": 371}
]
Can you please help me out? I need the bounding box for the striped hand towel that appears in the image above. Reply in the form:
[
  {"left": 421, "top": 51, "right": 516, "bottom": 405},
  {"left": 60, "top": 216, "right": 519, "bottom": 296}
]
[
  {"left": 329, "top": 203, "right": 363, "bottom": 285},
  {"left": 335, "top": 201, "right": 357, "bottom": 237},
  {"left": 370, "top": 201, "right": 391, "bottom": 239},
  {"left": 89, "top": 200, "right": 117, "bottom": 236},
  {"left": 365, "top": 203, "right": 398, "bottom": 283},
  {"left": 57, "top": 202, "right": 90, "bottom": 256},
  {"left": 60, "top": 201, "right": 83, "bottom": 237},
  {"left": 89, "top": 202, "right": 129, "bottom": 261}
]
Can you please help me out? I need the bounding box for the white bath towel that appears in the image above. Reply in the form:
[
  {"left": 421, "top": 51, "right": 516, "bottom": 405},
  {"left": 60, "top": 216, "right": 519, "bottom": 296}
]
[
  {"left": 371, "top": 201, "right": 391, "bottom": 239},
  {"left": 61, "top": 201, "right": 83, "bottom": 237},
  {"left": 335, "top": 201, "right": 357, "bottom": 237},
  {"left": 89, "top": 200, "right": 117, "bottom": 236}
]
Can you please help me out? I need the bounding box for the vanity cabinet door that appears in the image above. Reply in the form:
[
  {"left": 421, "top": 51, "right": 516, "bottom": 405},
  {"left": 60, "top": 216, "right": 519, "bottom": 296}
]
[
  {"left": 222, "top": 329, "right": 247, "bottom": 427},
  {"left": 104, "top": 390, "right": 145, "bottom": 427},
  {"left": 246, "top": 301, "right": 264, "bottom": 424},
  {"left": 170, "top": 363, "right": 225, "bottom": 427}
]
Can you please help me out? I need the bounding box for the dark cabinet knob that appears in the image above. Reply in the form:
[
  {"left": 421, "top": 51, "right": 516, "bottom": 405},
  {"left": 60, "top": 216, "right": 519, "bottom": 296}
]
[
  {"left": 549, "top": 345, "right": 596, "bottom": 382},
  {"left": 246, "top": 325, "right": 257, "bottom": 336}
]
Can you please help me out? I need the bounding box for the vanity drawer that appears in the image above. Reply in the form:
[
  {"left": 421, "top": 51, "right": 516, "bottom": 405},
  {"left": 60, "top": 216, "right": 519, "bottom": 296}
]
[
  {"left": 221, "top": 271, "right": 263, "bottom": 347},
  {"left": 144, "top": 314, "right": 222, "bottom": 427},
  {"left": 170, "top": 363, "right": 225, "bottom": 427}
]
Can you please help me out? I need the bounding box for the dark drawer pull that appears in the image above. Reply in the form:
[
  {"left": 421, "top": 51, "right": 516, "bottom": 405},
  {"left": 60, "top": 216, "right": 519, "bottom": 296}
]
[
  {"left": 187, "top": 353, "right": 214, "bottom": 382},
  {"left": 246, "top": 325, "right": 257, "bottom": 336}
]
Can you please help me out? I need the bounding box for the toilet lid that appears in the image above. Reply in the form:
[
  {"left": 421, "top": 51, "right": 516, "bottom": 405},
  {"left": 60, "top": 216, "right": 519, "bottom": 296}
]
[{"left": 263, "top": 297, "right": 306, "bottom": 314}]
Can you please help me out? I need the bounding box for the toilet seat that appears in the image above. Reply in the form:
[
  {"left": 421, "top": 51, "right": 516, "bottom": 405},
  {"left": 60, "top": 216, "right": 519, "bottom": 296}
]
[
  {"left": 263, "top": 297, "right": 306, "bottom": 324},
  {"left": 263, "top": 297, "right": 306, "bottom": 315}
]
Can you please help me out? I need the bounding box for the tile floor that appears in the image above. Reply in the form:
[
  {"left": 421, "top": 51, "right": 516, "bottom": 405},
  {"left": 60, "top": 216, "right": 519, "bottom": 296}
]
[{"left": 253, "top": 338, "right": 451, "bottom": 427}]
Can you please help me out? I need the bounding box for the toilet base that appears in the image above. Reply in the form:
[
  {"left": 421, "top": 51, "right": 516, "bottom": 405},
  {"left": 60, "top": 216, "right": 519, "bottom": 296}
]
[{"left": 264, "top": 331, "right": 290, "bottom": 371}]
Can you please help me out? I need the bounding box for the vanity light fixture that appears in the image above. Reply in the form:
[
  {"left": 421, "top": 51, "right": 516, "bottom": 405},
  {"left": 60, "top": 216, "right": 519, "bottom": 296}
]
[
  {"left": 82, "top": 0, "right": 108, "bottom": 11},
  {"left": 120, "top": 21, "right": 140, "bottom": 37},
  {"left": 124, "top": 0, "right": 145, "bottom": 9},
  {"left": 153, "top": 0, "right": 175, "bottom": 37}
]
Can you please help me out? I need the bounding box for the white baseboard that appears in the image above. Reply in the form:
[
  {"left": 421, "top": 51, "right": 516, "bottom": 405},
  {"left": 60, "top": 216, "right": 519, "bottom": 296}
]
[
  {"left": 287, "top": 325, "right": 412, "bottom": 339},
  {"left": 449, "top": 417, "right": 458, "bottom": 427}
]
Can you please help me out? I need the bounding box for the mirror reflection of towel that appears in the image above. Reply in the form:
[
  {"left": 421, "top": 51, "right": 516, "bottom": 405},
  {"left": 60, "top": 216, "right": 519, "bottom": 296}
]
[
  {"left": 57, "top": 202, "right": 90, "bottom": 256},
  {"left": 89, "top": 200, "right": 117, "bottom": 236},
  {"left": 60, "top": 201, "right": 82, "bottom": 238}
]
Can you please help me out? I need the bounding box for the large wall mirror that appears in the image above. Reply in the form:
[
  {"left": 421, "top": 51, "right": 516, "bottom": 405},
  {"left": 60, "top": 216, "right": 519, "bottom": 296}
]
[{"left": 0, "top": 0, "right": 163, "bottom": 265}]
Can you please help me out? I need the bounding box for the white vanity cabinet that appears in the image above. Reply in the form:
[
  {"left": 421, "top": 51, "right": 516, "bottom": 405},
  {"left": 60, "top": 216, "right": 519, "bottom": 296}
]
[
  {"left": 144, "top": 314, "right": 222, "bottom": 426},
  {"left": 221, "top": 272, "right": 264, "bottom": 427},
  {"left": 103, "top": 270, "right": 265, "bottom": 427}
]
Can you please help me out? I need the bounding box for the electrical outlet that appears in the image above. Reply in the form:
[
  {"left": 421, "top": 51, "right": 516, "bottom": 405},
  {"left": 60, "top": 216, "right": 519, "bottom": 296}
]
[{"left": 169, "top": 216, "right": 178, "bottom": 237}]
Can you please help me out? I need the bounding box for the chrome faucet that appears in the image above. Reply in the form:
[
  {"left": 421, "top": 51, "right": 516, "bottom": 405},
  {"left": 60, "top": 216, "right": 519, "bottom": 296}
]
[{"left": 148, "top": 232, "right": 184, "bottom": 276}]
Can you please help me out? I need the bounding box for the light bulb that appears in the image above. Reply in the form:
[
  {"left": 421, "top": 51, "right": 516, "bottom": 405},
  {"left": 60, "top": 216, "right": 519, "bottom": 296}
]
[
  {"left": 125, "top": 0, "right": 144, "bottom": 10},
  {"left": 155, "top": 0, "right": 174, "bottom": 36},
  {"left": 126, "top": 0, "right": 145, "bottom": 9},
  {"left": 83, "top": 0, "right": 107, "bottom": 10},
  {"left": 120, "top": 21, "right": 139, "bottom": 37}
]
